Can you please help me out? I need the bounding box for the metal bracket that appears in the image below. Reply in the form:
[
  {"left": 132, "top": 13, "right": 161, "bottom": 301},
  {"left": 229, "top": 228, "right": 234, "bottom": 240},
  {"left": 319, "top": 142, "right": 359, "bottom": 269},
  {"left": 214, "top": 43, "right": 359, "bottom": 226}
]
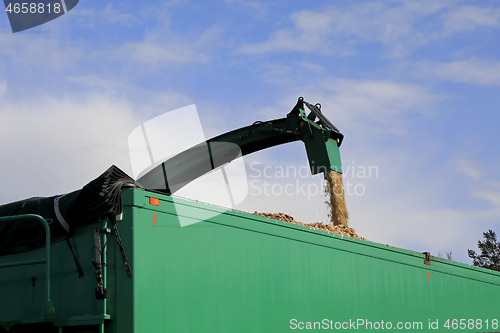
[{"left": 93, "top": 229, "right": 107, "bottom": 300}]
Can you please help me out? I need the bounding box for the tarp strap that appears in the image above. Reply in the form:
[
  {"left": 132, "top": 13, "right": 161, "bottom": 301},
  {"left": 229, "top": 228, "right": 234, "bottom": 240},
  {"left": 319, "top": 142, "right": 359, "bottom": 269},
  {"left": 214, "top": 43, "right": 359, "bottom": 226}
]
[
  {"left": 112, "top": 219, "right": 132, "bottom": 278},
  {"left": 54, "top": 194, "right": 71, "bottom": 234},
  {"left": 65, "top": 235, "right": 84, "bottom": 278}
]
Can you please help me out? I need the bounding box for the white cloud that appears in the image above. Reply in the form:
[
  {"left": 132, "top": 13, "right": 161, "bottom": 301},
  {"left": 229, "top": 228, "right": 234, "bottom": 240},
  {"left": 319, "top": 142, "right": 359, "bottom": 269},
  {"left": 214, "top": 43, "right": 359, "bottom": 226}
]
[
  {"left": 450, "top": 158, "right": 482, "bottom": 180},
  {"left": 0, "top": 33, "right": 83, "bottom": 72},
  {"left": 101, "top": 4, "right": 136, "bottom": 26},
  {"left": 112, "top": 25, "right": 225, "bottom": 67},
  {"left": 239, "top": 1, "right": 500, "bottom": 58},
  {"left": 239, "top": 7, "right": 339, "bottom": 55},
  {"left": 120, "top": 35, "right": 209, "bottom": 65},
  {"left": 66, "top": 75, "right": 130, "bottom": 94},
  {"left": 443, "top": 5, "right": 500, "bottom": 34},
  {"left": 324, "top": 79, "right": 432, "bottom": 115},
  {"left": 280, "top": 78, "right": 439, "bottom": 133},
  {"left": 64, "top": 75, "right": 195, "bottom": 124},
  {"left": 353, "top": 195, "right": 500, "bottom": 261},
  {"left": 222, "top": 0, "right": 267, "bottom": 18},
  {"left": 0, "top": 77, "right": 199, "bottom": 206},
  {"left": 236, "top": 78, "right": 437, "bottom": 204},
  {"left": 336, "top": 155, "right": 500, "bottom": 264},
  {"left": 136, "top": 91, "right": 194, "bottom": 119},
  {"left": 0, "top": 94, "right": 140, "bottom": 203},
  {"left": 416, "top": 58, "right": 500, "bottom": 86},
  {"left": 473, "top": 189, "right": 500, "bottom": 207},
  {"left": 73, "top": 4, "right": 136, "bottom": 28},
  {"left": 0, "top": 81, "right": 6, "bottom": 100},
  {"left": 239, "top": 2, "right": 443, "bottom": 56}
]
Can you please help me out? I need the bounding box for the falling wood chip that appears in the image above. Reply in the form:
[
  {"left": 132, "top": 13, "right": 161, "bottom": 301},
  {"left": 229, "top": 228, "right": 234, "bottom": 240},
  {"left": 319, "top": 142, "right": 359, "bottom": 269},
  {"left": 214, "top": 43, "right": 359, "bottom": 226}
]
[{"left": 324, "top": 170, "right": 349, "bottom": 227}]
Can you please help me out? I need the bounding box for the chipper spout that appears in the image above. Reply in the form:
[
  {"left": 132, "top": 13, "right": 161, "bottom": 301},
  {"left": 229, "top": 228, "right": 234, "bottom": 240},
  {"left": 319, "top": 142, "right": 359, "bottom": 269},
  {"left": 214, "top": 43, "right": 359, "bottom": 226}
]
[
  {"left": 137, "top": 97, "right": 344, "bottom": 193},
  {"left": 290, "top": 97, "right": 344, "bottom": 176}
]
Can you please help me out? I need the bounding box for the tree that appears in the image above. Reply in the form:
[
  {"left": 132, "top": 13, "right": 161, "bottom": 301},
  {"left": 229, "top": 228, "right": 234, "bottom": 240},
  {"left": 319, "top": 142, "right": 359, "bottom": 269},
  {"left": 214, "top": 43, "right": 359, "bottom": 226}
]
[
  {"left": 468, "top": 230, "right": 500, "bottom": 272},
  {"left": 437, "top": 250, "right": 454, "bottom": 260}
]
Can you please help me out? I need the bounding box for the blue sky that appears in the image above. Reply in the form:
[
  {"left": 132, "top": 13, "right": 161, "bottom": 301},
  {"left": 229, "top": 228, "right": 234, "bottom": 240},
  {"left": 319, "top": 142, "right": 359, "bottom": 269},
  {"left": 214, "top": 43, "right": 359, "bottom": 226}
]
[{"left": 1, "top": 0, "right": 500, "bottom": 264}]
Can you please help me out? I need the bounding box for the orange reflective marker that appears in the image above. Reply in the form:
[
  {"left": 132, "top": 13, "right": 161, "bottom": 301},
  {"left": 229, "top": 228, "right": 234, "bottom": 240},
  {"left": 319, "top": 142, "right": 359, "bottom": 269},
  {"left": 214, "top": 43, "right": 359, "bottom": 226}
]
[
  {"left": 150, "top": 197, "right": 159, "bottom": 206},
  {"left": 427, "top": 271, "right": 430, "bottom": 281}
]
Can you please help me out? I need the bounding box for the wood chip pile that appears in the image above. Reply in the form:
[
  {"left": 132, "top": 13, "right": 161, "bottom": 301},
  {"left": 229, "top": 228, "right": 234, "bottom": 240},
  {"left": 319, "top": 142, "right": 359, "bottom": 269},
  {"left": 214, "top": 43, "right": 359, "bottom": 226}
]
[{"left": 253, "top": 212, "right": 365, "bottom": 240}]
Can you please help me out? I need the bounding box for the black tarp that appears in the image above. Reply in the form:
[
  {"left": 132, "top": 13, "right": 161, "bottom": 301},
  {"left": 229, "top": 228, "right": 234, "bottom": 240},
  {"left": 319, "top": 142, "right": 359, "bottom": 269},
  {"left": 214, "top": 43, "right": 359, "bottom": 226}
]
[{"left": 0, "top": 165, "right": 140, "bottom": 255}]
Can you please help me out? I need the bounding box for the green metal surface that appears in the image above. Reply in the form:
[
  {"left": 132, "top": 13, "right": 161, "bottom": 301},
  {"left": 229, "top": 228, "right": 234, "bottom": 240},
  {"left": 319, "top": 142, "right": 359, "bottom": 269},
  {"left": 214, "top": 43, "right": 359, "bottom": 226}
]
[
  {"left": 0, "top": 216, "right": 110, "bottom": 332},
  {"left": 2, "top": 188, "right": 500, "bottom": 332},
  {"left": 0, "top": 215, "right": 54, "bottom": 320},
  {"left": 304, "top": 136, "right": 343, "bottom": 174},
  {"left": 114, "top": 188, "right": 500, "bottom": 332}
]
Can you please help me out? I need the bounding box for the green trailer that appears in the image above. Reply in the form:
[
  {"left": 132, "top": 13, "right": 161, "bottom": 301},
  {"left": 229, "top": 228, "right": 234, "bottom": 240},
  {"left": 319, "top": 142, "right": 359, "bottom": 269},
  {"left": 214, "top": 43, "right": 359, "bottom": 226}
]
[
  {"left": 1, "top": 98, "right": 499, "bottom": 332},
  {"left": 1, "top": 188, "right": 500, "bottom": 332}
]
